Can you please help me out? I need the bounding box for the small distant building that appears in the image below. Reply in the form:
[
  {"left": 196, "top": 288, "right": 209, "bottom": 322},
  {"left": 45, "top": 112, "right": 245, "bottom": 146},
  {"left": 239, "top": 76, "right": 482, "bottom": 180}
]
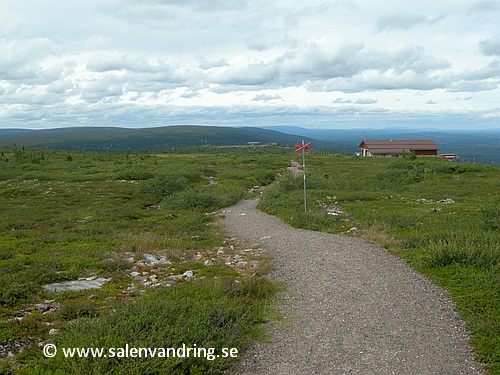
[
  {"left": 359, "top": 140, "right": 440, "bottom": 157},
  {"left": 437, "top": 153, "right": 458, "bottom": 160}
]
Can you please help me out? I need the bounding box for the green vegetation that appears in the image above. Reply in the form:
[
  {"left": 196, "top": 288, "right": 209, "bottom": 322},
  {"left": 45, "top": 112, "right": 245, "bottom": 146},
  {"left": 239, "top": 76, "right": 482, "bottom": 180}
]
[
  {"left": 0, "top": 145, "right": 289, "bottom": 374},
  {"left": 259, "top": 154, "right": 500, "bottom": 373},
  {"left": 1, "top": 144, "right": 499, "bottom": 373},
  {"left": 18, "top": 279, "right": 280, "bottom": 375}
]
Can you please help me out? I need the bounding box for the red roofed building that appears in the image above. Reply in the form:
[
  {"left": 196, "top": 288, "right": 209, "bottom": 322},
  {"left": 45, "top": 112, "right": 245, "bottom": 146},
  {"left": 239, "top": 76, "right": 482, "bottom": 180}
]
[{"left": 359, "top": 140, "right": 440, "bottom": 157}]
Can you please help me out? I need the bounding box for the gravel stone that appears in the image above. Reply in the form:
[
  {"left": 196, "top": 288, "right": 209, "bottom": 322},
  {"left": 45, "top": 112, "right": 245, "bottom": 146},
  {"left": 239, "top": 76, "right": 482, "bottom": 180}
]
[{"left": 223, "top": 199, "right": 484, "bottom": 375}]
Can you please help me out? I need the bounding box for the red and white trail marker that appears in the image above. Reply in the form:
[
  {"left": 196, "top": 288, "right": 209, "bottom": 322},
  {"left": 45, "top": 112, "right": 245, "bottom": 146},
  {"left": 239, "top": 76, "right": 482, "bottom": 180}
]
[{"left": 294, "top": 141, "right": 312, "bottom": 153}]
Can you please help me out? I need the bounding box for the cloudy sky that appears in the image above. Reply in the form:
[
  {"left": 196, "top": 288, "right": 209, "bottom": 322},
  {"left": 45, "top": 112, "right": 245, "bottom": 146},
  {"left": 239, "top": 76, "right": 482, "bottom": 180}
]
[{"left": 1, "top": 0, "right": 499, "bottom": 130}]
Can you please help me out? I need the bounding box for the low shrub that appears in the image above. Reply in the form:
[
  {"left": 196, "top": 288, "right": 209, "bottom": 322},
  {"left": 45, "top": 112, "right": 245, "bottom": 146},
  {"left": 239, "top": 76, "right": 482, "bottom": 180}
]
[
  {"left": 420, "top": 236, "right": 500, "bottom": 268},
  {"left": 115, "top": 169, "right": 155, "bottom": 181},
  {"left": 163, "top": 185, "right": 243, "bottom": 212},
  {"left": 57, "top": 301, "right": 99, "bottom": 320},
  {"left": 140, "top": 174, "right": 188, "bottom": 197},
  {"left": 372, "top": 158, "right": 440, "bottom": 188},
  {"left": 24, "top": 278, "right": 278, "bottom": 374},
  {"left": 0, "top": 282, "right": 41, "bottom": 308}
]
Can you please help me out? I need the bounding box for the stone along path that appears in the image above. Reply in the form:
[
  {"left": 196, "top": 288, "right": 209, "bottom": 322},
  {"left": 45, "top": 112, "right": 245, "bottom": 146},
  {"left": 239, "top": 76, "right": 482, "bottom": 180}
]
[{"left": 223, "top": 199, "right": 483, "bottom": 375}]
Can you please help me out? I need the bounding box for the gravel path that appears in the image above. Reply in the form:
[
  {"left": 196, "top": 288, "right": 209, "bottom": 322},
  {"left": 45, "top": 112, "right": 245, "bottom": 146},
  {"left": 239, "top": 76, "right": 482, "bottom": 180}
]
[{"left": 222, "top": 199, "right": 484, "bottom": 375}]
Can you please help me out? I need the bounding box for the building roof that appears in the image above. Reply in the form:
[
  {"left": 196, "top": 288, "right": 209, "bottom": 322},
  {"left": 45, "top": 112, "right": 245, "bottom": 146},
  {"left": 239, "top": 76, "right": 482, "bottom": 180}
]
[{"left": 359, "top": 140, "right": 440, "bottom": 154}]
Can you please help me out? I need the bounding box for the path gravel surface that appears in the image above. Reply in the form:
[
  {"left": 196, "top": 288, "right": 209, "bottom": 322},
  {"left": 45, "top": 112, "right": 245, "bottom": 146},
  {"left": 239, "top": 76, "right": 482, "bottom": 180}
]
[{"left": 223, "top": 199, "right": 484, "bottom": 375}]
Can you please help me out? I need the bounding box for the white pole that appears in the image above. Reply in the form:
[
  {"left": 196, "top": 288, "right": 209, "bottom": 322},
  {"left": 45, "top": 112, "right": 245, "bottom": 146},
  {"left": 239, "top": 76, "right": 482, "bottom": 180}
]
[{"left": 302, "top": 140, "right": 307, "bottom": 213}]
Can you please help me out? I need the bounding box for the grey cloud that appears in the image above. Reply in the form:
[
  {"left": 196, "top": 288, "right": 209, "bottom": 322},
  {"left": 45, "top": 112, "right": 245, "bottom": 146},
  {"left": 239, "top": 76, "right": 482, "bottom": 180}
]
[
  {"left": 124, "top": 70, "right": 189, "bottom": 92},
  {"left": 310, "top": 69, "right": 448, "bottom": 93},
  {"left": 387, "top": 46, "right": 450, "bottom": 73},
  {"left": 126, "top": 0, "right": 248, "bottom": 12},
  {"left": 332, "top": 0, "right": 357, "bottom": 10},
  {"left": 462, "top": 59, "right": 500, "bottom": 80},
  {"left": 180, "top": 89, "right": 201, "bottom": 98},
  {"left": 252, "top": 94, "right": 282, "bottom": 102},
  {"left": 189, "top": 0, "right": 249, "bottom": 12},
  {"left": 77, "top": 40, "right": 455, "bottom": 98},
  {"left": 207, "top": 61, "right": 279, "bottom": 86},
  {"left": 86, "top": 56, "right": 130, "bottom": 73},
  {"left": 245, "top": 33, "right": 297, "bottom": 52},
  {"left": 427, "top": 100, "right": 437, "bottom": 104},
  {"left": 333, "top": 98, "right": 352, "bottom": 104},
  {"left": 355, "top": 98, "right": 378, "bottom": 104},
  {"left": 198, "top": 58, "right": 229, "bottom": 70},
  {"left": 194, "top": 40, "right": 462, "bottom": 94},
  {"left": 86, "top": 54, "right": 161, "bottom": 73},
  {"left": 85, "top": 53, "right": 192, "bottom": 95},
  {"left": 281, "top": 42, "right": 369, "bottom": 83},
  {"left": 282, "top": 42, "right": 450, "bottom": 85},
  {"left": 101, "top": 3, "right": 196, "bottom": 32},
  {"left": 79, "top": 79, "right": 126, "bottom": 103},
  {"left": 1, "top": 98, "right": 497, "bottom": 130},
  {"left": 103, "top": 0, "right": 249, "bottom": 33},
  {"left": 447, "top": 80, "right": 498, "bottom": 92},
  {"left": 480, "top": 34, "right": 500, "bottom": 56},
  {"left": 0, "top": 84, "right": 61, "bottom": 107},
  {"left": 245, "top": 38, "right": 270, "bottom": 52},
  {"left": 283, "top": 42, "right": 452, "bottom": 92},
  {"left": 47, "top": 79, "right": 75, "bottom": 94},
  {"left": 0, "top": 37, "right": 56, "bottom": 81},
  {"left": 375, "top": 13, "right": 441, "bottom": 32},
  {"left": 468, "top": 0, "right": 500, "bottom": 13}
]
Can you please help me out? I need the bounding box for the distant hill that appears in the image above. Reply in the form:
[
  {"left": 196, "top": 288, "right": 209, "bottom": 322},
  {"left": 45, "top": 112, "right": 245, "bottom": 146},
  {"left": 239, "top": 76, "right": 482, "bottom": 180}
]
[
  {"left": 0, "top": 125, "right": 331, "bottom": 152},
  {"left": 1, "top": 125, "right": 498, "bottom": 164}
]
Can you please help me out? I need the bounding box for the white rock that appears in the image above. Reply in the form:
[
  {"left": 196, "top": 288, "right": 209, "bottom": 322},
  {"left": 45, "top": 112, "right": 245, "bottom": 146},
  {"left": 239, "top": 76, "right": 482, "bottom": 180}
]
[
  {"left": 182, "top": 270, "right": 194, "bottom": 278},
  {"left": 439, "top": 199, "right": 455, "bottom": 204},
  {"left": 143, "top": 254, "right": 159, "bottom": 263},
  {"left": 167, "top": 275, "right": 184, "bottom": 281}
]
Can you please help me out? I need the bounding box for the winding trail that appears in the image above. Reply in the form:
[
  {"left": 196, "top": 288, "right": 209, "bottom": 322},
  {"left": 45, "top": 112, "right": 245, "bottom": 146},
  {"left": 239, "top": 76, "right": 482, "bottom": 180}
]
[{"left": 223, "top": 199, "right": 483, "bottom": 375}]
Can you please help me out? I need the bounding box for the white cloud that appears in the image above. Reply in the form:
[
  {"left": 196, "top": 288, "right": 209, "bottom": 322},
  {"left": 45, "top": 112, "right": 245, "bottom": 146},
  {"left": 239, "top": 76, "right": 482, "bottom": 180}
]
[{"left": 0, "top": 0, "right": 499, "bottom": 130}]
